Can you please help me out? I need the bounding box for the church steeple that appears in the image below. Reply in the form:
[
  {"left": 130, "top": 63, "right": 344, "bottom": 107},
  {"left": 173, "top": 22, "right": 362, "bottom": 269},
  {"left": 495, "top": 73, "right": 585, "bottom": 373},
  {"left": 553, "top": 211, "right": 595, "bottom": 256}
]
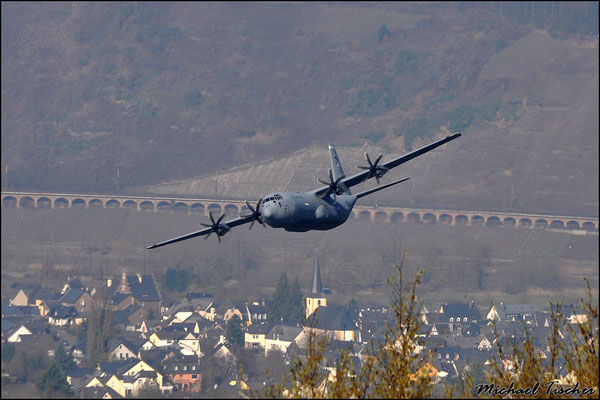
[
  {"left": 306, "top": 249, "right": 327, "bottom": 319},
  {"left": 119, "top": 270, "right": 131, "bottom": 294},
  {"left": 311, "top": 249, "right": 323, "bottom": 296}
]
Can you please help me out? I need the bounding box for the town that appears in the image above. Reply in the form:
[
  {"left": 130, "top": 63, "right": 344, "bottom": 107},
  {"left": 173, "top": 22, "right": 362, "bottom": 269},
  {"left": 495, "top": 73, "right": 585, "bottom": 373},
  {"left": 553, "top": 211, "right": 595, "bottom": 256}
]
[{"left": 1, "top": 251, "right": 590, "bottom": 398}]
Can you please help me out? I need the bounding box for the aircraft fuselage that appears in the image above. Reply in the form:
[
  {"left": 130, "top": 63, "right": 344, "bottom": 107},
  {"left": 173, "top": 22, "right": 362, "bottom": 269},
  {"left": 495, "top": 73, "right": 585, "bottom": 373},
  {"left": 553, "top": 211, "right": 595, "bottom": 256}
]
[{"left": 259, "top": 192, "right": 357, "bottom": 232}]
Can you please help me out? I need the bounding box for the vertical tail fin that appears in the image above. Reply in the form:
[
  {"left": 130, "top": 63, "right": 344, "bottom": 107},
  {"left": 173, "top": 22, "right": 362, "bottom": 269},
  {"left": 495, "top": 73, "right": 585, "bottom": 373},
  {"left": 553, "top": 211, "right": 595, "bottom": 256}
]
[{"left": 328, "top": 144, "right": 351, "bottom": 195}]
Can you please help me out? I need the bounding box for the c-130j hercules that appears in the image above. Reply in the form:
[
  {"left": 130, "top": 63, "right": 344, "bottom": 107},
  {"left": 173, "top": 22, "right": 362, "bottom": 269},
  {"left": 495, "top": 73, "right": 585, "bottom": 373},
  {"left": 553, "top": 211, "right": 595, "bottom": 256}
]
[{"left": 147, "top": 133, "right": 461, "bottom": 249}]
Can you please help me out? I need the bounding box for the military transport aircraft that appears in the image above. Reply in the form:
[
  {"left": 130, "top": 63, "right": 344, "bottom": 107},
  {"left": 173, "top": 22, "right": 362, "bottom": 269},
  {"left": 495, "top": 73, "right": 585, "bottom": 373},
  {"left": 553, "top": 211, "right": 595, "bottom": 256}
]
[{"left": 147, "top": 133, "right": 461, "bottom": 249}]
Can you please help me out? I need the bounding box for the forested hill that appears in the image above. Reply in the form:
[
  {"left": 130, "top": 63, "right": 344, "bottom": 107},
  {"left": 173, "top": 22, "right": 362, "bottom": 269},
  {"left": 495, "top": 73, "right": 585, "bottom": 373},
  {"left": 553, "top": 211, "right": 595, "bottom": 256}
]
[{"left": 1, "top": 2, "right": 598, "bottom": 215}]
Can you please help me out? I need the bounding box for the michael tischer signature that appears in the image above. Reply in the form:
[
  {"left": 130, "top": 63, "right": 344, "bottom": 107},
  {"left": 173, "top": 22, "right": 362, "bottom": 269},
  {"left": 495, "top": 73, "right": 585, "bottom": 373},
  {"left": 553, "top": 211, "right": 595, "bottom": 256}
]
[{"left": 475, "top": 381, "right": 597, "bottom": 397}]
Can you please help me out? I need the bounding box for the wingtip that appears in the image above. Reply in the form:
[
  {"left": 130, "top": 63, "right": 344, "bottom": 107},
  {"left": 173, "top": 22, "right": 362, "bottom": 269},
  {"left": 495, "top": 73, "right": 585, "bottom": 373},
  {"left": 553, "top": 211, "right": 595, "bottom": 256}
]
[{"left": 147, "top": 245, "right": 156, "bottom": 250}]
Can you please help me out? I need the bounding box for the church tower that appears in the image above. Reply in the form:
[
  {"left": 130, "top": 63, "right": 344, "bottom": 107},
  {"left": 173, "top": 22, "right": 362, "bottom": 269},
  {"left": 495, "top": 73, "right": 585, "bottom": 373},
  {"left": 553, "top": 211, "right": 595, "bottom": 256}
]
[
  {"left": 306, "top": 249, "right": 327, "bottom": 318},
  {"left": 119, "top": 270, "right": 131, "bottom": 294}
]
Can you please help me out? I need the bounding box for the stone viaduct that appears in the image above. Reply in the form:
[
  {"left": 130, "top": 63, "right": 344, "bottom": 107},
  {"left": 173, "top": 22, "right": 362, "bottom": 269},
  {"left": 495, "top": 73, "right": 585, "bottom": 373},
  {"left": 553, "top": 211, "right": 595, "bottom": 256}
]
[{"left": 1, "top": 191, "right": 598, "bottom": 232}]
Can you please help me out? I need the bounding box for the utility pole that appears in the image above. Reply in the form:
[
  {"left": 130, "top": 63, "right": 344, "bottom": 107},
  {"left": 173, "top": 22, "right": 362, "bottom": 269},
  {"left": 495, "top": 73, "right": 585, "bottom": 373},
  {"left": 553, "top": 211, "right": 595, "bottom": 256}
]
[
  {"left": 116, "top": 168, "right": 120, "bottom": 192},
  {"left": 214, "top": 170, "right": 218, "bottom": 198}
]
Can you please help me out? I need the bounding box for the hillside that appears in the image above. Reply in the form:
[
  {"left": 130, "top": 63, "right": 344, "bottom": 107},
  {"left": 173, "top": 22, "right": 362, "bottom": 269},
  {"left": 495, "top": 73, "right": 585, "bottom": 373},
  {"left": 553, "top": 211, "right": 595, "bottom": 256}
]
[{"left": 2, "top": 2, "right": 598, "bottom": 216}]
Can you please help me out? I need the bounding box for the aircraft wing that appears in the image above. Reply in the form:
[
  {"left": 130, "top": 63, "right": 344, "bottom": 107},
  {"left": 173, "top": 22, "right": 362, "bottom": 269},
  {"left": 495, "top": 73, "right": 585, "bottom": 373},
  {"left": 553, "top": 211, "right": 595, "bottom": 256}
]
[
  {"left": 146, "top": 215, "right": 253, "bottom": 249},
  {"left": 311, "top": 132, "right": 461, "bottom": 196}
]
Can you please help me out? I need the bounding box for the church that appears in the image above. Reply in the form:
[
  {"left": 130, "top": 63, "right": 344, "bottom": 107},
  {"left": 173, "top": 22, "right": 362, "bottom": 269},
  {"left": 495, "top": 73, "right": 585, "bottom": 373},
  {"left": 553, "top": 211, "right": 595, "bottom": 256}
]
[{"left": 304, "top": 251, "right": 360, "bottom": 342}]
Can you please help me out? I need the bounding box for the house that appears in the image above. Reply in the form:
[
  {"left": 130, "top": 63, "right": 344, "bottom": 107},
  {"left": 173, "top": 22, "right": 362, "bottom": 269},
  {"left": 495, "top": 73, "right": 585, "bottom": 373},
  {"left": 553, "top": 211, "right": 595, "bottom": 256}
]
[
  {"left": 59, "top": 288, "right": 95, "bottom": 314},
  {"left": 148, "top": 330, "right": 181, "bottom": 348},
  {"left": 486, "top": 303, "right": 541, "bottom": 321},
  {"left": 477, "top": 334, "right": 494, "bottom": 351},
  {"left": 358, "top": 309, "right": 391, "bottom": 340},
  {"left": 166, "top": 305, "right": 195, "bottom": 324},
  {"left": 305, "top": 305, "right": 360, "bottom": 342},
  {"left": 463, "top": 323, "right": 480, "bottom": 337},
  {"left": 111, "top": 292, "right": 135, "bottom": 311},
  {"left": 434, "top": 346, "right": 463, "bottom": 362},
  {"left": 124, "top": 303, "right": 147, "bottom": 328},
  {"left": 550, "top": 304, "right": 589, "bottom": 324},
  {"left": 72, "top": 339, "right": 88, "bottom": 365},
  {"left": 109, "top": 338, "right": 138, "bottom": 361},
  {"left": 245, "top": 322, "right": 273, "bottom": 350},
  {"left": 138, "top": 319, "right": 161, "bottom": 335},
  {"left": 81, "top": 385, "right": 122, "bottom": 399},
  {"left": 65, "top": 367, "right": 95, "bottom": 394},
  {"left": 9, "top": 284, "right": 56, "bottom": 307},
  {"left": 8, "top": 284, "right": 61, "bottom": 316},
  {"left": 4, "top": 324, "right": 33, "bottom": 343},
  {"left": 439, "top": 302, "right": 481, "bottom": 324},
  {"left": 246, "top": 301, "right": 268, "bottom": 324},
  {"left": 409, "top": 361, "right": 440, "bottom": 384},
  {"left": 47, "top": 304, "right": 84, "bottom": 326},
  {"left": 1, "top": 305, "right": 42, "bottom": 319},
  {"left": 423, "top": 312, "right": 449, "bottom": 326},
  {"left": 198, "top": 302, "right": 217, "bottom": 321},
  {"left": 176, "top": 331, "right": 202, "bottom": 356},
  {"left": 219, "top": 300, "right": 245, "bottom": 322},
  {"left": 97, "top": 358, "right": 166, "bottom": 397},
  {"left": 60, "top": 277, "right": 84, "bottom": 294},
  {"left": 110, "top": 272, "right": 162, "bottom": 319},
  {"left": 264, "top": 323, "right": 303, "bottom": 354},
  {"left": 161, "top": 354, "right": 202, "bottom": 392}
]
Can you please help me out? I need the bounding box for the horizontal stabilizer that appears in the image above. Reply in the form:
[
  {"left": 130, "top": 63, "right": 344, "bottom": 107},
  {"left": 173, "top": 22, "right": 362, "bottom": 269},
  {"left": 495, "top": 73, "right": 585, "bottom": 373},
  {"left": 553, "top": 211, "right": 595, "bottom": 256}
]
[{"left": 355, "top": 177, "right": 410, "bottom": 199}]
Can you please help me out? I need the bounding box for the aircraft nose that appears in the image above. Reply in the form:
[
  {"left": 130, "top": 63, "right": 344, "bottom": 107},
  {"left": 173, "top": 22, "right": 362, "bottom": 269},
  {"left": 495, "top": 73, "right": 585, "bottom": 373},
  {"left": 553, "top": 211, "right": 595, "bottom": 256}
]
[{"left": 262, "top": 207, "right": 272, "bottom": 218}]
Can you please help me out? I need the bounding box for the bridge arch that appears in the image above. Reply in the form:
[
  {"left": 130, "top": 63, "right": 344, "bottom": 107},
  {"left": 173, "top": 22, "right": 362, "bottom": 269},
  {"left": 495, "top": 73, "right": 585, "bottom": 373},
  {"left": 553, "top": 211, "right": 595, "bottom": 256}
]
[
  {"left": 37, "top": 197, "right": 52, "bottom": 208},
  {"left": 224, "top": 204, "right": 239, "bottom": 216},
  {"left": 207, "top": 204, "right": 222, "bottom": 215},
  {"left": 239, "top": 204, "right": 250, "bottom": 216},
  {"left": 455, "top": 215, "right": 468, "bottom": 225},
  {"left": 486, "top": 216, "right": 501, "bottom": 227},
  {"left": 191, "top": 203, "right": 205, "bottom": 213},
  {"left": 549, "top": 220, "right": 565, "bottom": 229},
  {"left": 581, "top": 222, "right": 595, "bottom": 231},
  {"left": 471, "top": 215, "right": 484, "bottom": 226},
  {"left": 140, "top": 201, "right": 155, "bottom": 211},
  {"left": 375, "top": 211, "right": 388, "bottom": 220},
  {"left": 106, "top": 199, "right": 120, "bottom": 208},
  {"left": 439, "top": 213, "right": 452, "bottom": 224},
  {"left": 519, "top": 218, "right": 532, "bottom": 228},
  {"left": 55, "top": 198, "right": 69, "bottom": 208},
  {"left": 358, "top": 210, "right": 372, "bottom": 221},
  {"left": 157, "top": 201, "right": 171, "bottom": 211},
  {"left": 566, "top": 221, "right": 580, "bottom": 230},
  {"left": 390, "top": 212, "right": 404, "bottom": 223},
  {"left": 3, "top": 196, "right": 17, "bottom": 207},
  {"left": 123, "top": 200, "right": 138, "bottom": 210},
  {"left": 423, "top": 213, "right": 436, "bottom": 224},
  {"left": 72, "top": 198, "right": 86, "bottom": 208},
  {"left": 503, "top": 217, "right": 516, "bottom": 227},
  {"left": 174, "top": 202, "right": 189, "bottom": 212},
  {"left": 89, "top": 199, "right": 103, "bottom": 208},
  {"left": 534, "top": 219, "right": 548, "bottom": 228},
  {"left": 18, "top": 196, "right": 35, "bottom": 208},
  {"left": 406, "top": 212, "right": 420, "bottom": 223}
]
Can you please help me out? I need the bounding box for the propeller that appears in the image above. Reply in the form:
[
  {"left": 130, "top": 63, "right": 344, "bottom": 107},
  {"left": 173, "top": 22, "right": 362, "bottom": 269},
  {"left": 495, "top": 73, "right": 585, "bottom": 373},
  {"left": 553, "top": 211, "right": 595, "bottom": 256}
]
[
  {"left": 241, "top": 199, "right": 265, "bottom": 229},
  {"left": 199, "top": 210, "right": 230, "bottom": 243},
  {"left": 357, "top": 152, "right": 389, "bottom": 184},
  {"left": 318, "top": 168, "right": 347, "bottom": 199}
]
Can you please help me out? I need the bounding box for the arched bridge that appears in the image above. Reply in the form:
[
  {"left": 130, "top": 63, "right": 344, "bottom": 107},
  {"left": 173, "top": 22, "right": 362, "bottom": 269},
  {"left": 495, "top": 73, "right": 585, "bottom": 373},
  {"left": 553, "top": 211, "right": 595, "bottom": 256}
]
[{"left": 1, "top": 191, "right": 598, "bottom": 232}]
